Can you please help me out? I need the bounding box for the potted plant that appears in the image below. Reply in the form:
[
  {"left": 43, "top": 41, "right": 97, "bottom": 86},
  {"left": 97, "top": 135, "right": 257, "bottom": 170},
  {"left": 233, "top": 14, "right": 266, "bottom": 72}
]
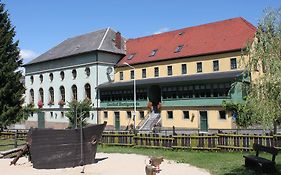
[
  {"left": 58, "top": 99, "right": 65, "bottom": 106},
  {"left": 48, "top": 100, "right": 54, "bottom": 105},
  {"left": 37, "top": 100, "right": 43, "bottom": 108}
]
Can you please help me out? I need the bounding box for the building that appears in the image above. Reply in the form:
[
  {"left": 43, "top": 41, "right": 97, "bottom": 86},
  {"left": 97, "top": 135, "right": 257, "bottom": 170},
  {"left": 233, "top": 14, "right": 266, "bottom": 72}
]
[
  {"left": 98, "top": 17, "right": 256, "bottom": 131},
  {"left": 23, "top": 28, "right": 125, "bottom": 128}
]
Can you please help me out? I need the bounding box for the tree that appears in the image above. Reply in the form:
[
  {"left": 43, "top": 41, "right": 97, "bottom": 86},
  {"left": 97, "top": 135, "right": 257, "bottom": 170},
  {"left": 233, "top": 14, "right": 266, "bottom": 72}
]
[
  {"left": 0, "top": 3, "right": 25, "bottom": 129},
  {"left": 242, "top": 7, "right": 281, "bottom": 132},
  {"left": 65, "top": 99, "right": 92, "bottom": 129}
]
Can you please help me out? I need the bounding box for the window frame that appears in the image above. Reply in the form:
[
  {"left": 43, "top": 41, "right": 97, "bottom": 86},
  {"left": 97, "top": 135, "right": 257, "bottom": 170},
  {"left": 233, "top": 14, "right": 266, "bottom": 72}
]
[
  {"left": 181, "top": 64, "right": 187, "bottom": 74},
  {"left": 230, "top": 58, "right": 237, "bottom": 70},
  {"left": 154, "top": 67, "right": 159, "bottom": 77},
  {"left": 183, "top": 111, "right": 190, "bottom": 119},
  {"left": 142, "top": 69, "right": 146, "bottom": 78},
  {"left": 197, "top": 62, "right": 202, "bottom": 73},
  {"left": 219, "top": 110, "right": 227, "bottom": 120},
  {"left": 130, "top": 70, "right": 134, "bottom": 79},
  {"left": 167, "top": 111, "right": 173, "bottom": 119},
  {"left": 120, "top": 71, "right": 124, "bottom": 80},
  {"left": 213, "top": 60, "right": 219, "bottom": 71},
  {"left": 167, "top": 65, "right": 173, "bottom": 76}
]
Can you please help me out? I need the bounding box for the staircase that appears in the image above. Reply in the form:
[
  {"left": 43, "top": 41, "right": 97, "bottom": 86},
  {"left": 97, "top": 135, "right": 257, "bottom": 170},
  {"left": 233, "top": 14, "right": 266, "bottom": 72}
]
[{"left": 138, "top": 112, "right": 161, "bottom": 132}]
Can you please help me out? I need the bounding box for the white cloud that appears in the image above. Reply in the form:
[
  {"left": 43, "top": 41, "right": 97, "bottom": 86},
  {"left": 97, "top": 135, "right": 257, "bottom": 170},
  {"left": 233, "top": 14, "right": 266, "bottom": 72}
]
[
  {"left": 153, "top": 27, "right": 169, "bottom": 34},
  {"left": 20, "top": 49, "right": 39, "bottom": 64}
]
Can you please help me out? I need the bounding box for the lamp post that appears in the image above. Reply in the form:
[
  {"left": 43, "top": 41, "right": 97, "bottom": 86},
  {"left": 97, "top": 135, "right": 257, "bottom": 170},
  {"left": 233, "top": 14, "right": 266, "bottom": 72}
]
[{"left": 124, "top": 62, "right": 136, "bottom": 133}]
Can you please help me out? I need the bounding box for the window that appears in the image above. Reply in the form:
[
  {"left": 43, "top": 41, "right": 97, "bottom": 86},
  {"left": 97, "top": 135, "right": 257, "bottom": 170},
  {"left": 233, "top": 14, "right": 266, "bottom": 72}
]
[
  {"left": 120, "top": 72, "right": 123, "bottom": 80},
  {"left": 154, "top": 67, "right": 159, "bottom": 77},
  {"left": 213, "top": 60, "right": 219, "bottom": 71},
  {"left": 85, "top": 67, "right": 90, "bottom": 77},
  {"left": 130, "top": 70, "right": 134, "bottom": 79},
  {"left": 60, "top": 86, "right": 65, "bottom": 102},
  {"left": 183, "top": 111, "right": 190, "bottom": 119},
  {"left": 104, "top": 111, "right": 108, "bottom": 118},
  {"left": 61, "top": 112, "right": 64, "bottom": 118},
  {"left": 85, "top": 83, "right": 91, "bottom": 99},
  {"left": 167, "top": 66, "right": 173, "bottom": 76},
  {"left": 219, "top": 111, "right": 226, "bottom": 120},
  {"left": 30, "top": 89, "right": 34, "bottom": 104},
  {"left": 167, "top": 111, "right": 173, "bottom": 119},
  {"left": 71, "top": 85, "right": 78, "bottom": 101},
  {"left": 181, "top": 64, "right": 187, "bottom": 74},
  {"left": 197, "top": 62, "right": 202, "bottom": 73},
  {"left": 39, "top": 74, "right": 43, "bottom": 83},
  {"left": 30, "top": 76, "right": 34, "bottom": 84},
  {"left": 127, "top": 111, "right": 131, "bottom": 118},
  {"left": 175, "top": 44, "right": 184, "bottom": 53},
  {"left": 149, "top": 49, "right": 158, "bottom": 57},
  {"left": 49, "top": 87, "right": 54, "bottom": 104},
  {"left": 142, "top": 69, "right": 146, "bottom": 78},
  {"left": 50, "top": 112, "right": 53, "bottom": 118},
  {"left": 49, "top": 73, "right": 54, "bottom": 81},
  {"left": 140, "top": 111, "right": 144, "bottom": 119},
  {"left": 60, "top": 71, "right": 65, "bottom": 80},
  {"left": 72, "top": 69, "right": 77, "bottom": 79},
  {"left": 39, "top": 88, "right": 44, "bottom": 103},
  {"left": 230, "top": 58, "right": 237, "bottom": 69},
  {"left": 128, "top": 53, "right": 135, "bottom": 60}
]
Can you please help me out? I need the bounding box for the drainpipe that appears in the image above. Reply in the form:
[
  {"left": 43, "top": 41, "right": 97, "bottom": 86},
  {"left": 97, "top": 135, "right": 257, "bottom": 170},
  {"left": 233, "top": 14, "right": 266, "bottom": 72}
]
[{"left": 96, "top": 52, "right": 99, "bottom": 124}]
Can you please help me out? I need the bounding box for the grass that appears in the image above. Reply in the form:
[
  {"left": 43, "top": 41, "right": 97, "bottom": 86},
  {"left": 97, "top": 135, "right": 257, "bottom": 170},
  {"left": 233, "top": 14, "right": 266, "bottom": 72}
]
[
  {"left": 0, "top": 139, "right": 25, "bottom": 151},
  {"left": 98, "top": 145, "right": 281, "bottom": 175}
]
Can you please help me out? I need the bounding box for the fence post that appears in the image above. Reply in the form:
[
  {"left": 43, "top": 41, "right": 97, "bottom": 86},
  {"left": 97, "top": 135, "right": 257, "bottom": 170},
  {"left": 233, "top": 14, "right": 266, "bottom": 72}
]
[{"left": 14, "top": 130, "right": 18, "bottom": 148}]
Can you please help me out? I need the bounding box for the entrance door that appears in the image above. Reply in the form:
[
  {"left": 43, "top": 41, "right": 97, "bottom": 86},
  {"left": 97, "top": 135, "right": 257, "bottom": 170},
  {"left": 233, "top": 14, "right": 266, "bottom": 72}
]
[
  {"left": 148, "top": 85, "right": 161, "bottom": 113},
  {"left": 200, "top": 111, "right": 208, "bottom": 132},
  {"left": 38, "top": 112, "right": 45, "bottom": 128},
  {"left": 114, "top": 112, "right": 120, "bottom": 131}
]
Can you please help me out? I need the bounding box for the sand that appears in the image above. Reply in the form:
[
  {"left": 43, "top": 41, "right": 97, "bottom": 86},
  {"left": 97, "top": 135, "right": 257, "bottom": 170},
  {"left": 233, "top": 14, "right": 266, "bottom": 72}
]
[{"left": 0, "top": 153, "right": 210, "bottom": 175}]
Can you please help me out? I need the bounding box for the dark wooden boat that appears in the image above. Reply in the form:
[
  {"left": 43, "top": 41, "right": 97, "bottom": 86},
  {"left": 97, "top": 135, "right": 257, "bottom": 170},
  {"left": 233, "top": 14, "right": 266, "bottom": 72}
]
[{"left": 27, "top": 122, "right": 106, "bottom": 169}]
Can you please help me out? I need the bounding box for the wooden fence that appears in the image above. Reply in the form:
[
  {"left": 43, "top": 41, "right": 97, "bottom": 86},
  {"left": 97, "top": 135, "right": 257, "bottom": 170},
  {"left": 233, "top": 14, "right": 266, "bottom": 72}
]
[{"left": 2, "top": 130, "right": 281, "bottom": 152}]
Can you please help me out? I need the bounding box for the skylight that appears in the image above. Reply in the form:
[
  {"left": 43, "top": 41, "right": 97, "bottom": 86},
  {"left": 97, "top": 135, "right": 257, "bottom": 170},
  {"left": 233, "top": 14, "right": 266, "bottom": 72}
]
[
  {"left": 174, "top": 45, "right": 184, "bottom": 53},
  {"left": 127, "top": 53, "right": 136, "bottom": 60},
  {"left": 150, "top": 49, "right": 158, "bottom": 57}
]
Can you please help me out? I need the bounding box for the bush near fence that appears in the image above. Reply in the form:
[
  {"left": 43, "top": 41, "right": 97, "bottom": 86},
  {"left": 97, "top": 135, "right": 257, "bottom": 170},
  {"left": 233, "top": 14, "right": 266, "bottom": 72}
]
[{"left": 1, "top": 130, "right": 281, "bottom": 152}]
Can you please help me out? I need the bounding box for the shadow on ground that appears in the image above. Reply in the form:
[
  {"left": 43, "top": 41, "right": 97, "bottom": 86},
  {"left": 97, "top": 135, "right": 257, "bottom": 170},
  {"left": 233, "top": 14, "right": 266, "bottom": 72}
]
[
  {"left": 93, "top": 157, "right": 108, "bottom": 164},
  {"left": 224, "top": 165, "right": 281, "bottom": 175}
]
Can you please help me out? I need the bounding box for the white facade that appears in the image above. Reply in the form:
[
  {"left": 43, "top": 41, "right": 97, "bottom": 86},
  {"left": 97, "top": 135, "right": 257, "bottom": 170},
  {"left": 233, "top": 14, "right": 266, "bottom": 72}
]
[{"left": 24, "top": 52, "right": 121, "bottom": 128}]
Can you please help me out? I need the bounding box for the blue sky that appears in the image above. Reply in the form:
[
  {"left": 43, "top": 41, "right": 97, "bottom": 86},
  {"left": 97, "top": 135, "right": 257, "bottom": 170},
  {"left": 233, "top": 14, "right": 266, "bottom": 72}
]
[{"left": 2, "top": 0, "right": 280, "bottom": 63}]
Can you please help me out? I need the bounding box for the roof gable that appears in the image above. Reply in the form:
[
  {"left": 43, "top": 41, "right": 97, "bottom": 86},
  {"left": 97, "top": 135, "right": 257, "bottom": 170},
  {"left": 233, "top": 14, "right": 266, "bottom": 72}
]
[{"left": 25, "top": 28, "right": 126, "bottom": 66}]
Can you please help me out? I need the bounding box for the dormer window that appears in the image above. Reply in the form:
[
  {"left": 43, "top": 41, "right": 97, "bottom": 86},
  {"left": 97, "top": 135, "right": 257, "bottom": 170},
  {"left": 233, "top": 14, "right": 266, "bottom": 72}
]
[
  {"left": 149, "top": 49, "right": 158, "bottom": 57},
  {"left": 175, "top": 45, "right": 184, "bottom": 53},
  {"left": 128, "top": 53, "right": 136, "bottom": 60}
]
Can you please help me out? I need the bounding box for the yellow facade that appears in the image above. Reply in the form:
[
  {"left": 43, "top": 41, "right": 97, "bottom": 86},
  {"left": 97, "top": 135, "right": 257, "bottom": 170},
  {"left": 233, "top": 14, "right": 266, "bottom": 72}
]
[
  {"left": 115, "top": 51, "right": 245, "bottom": 82},
  {"left": 99, "top": 51, "right": 251, "bottom": 130}
]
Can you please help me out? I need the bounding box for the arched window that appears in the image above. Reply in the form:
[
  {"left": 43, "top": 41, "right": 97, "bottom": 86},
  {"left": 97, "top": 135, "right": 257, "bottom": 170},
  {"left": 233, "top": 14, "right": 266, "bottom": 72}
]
[
  {"left": 39, "top": 74, "right": 43, "bottom": 83},
  {"left": 30, "top": 76, "right": 34, "bottom": 84},
  {"left": 71, "top": 85, "right": 77, "bottom": 101},
  {"left": 49, "top": 73, "right": 54, "bottom": 82},
  {"left": 72, "top": 69, "right": 77, "bottom": 79},
  {"left": 39, "top": 88, "right": 44, "bottom": 103},
  {"left": 49, "top": 87, "right": 54, "bottom": 104},
  {"left": 60, "top": 86, "right": 65, "bottom": 102},
  {"left": 85, "top": 67, "right": 90, "bottom": 77},
  {"left": 85, "top": 83, "right": 91, "bottom": 99},
  {"left": 30, "top": 89, "right": 34, "bottom": 104},
  {"left": 60, "top": 71, "right": 65, "bottom": 80}
]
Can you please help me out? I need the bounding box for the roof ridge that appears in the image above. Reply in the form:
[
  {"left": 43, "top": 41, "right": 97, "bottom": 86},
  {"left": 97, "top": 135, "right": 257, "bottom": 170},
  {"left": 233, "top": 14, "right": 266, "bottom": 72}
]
[
  {"left": 238, "top": 17, "right": 257, "bottom": 31},
  {"left": 127, "top": 17, "right": 252, "bottom": 42}
]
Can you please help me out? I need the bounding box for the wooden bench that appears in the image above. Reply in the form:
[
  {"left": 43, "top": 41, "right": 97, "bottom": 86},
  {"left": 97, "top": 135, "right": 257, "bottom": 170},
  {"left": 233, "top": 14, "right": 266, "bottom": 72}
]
[{"left": 243, "top": 143, "right": 278, "bottom": 174}]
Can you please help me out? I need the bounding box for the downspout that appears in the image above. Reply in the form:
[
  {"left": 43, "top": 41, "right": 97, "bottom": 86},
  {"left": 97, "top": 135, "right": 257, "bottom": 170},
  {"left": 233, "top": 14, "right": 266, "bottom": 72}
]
[{"left": 96, "top": 52, "right": 99, "bottom": 124}]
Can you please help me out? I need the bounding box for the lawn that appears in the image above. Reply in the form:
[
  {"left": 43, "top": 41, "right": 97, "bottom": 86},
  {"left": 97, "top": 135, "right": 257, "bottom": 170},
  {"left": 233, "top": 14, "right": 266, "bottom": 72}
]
[{"left": 98, "top": 145, "right": 281, "bottom": 175}]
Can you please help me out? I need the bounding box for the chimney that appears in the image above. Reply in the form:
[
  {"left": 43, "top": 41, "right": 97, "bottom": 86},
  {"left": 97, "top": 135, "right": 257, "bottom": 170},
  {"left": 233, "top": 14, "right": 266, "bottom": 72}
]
[{"left": 115, "top": 31, "right": 121, "bottom": 49}]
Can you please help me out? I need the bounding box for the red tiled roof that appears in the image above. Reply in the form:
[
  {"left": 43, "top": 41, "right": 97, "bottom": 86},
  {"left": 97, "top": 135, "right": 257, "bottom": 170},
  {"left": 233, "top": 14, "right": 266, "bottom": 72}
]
[{"left": 117, "top": 17, "right": 256, "bottom": 67}]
